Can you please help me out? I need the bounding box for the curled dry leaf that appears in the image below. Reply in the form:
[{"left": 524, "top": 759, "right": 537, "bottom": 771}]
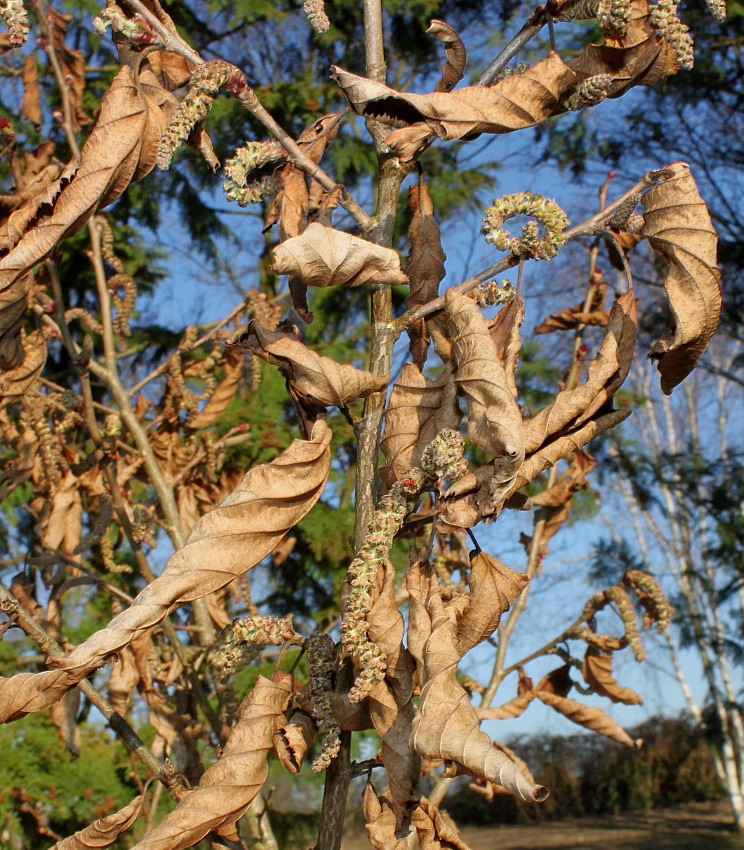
[
  {"left": 0, "top": 422, "right": 331, "bottom": 722},
  {"left": 0, "top": 330, "right": 47, "bottom": 403},
  {"left": 457, "top": 552, "right": 529, "bottom": 656},
  {"left": 526, "top": 451, "right": 596, "bottom": 556},
  {"left": 331, "top": 52, "right": 576, "bottom": 157},
  {"left": 569, "top": 0, "right": 681, "bottom": 99},
  {"left": 187, "top": 350, "right": 243, "bottom": 431},
  {"left": 477, "top": 691, "right": 536, "bottom": 720},
  {"left": 427, "top": 20, "right": 467, "bottom": 93},
  {"left": 642, "top": 162, "right": 722, "bottom": 393},
  {"left": 444, "top": 289, "right": 524, "bottom": 508},
  {"left": 511, "top": 408, "right": 631, "bottom": 495},
  {"left": 488, "top": 296, "right": 524, "bottom": 401},
  {"left": 363, "top": 784, "right": 409, "bottom": 850},
  {"left": 131, "top": 673, "right": 292, "bottom": 850},
  {"left": 273, "top": 222, "right": 408, "bottom": 288},
  {"left": 522, "top": 291, "right": 637, "bottom": 454},
  {"left": 411, "top": 587, "right": 548, "bottom": 803},
  {"left": 50, "top": 794, "right": 146, "bottom": 850},
  {"left": 21, "top": 54, "right": 41, "bottom": 126},
  {"left": 0, "top": 67, "right": 155, "bottom": 369},
  {"left": 274, "top": 710, "right": 317, "bottom": 774},
  {"left": 536, "top": 689, "right": 641, "bottom": 748},
  {"left": 535, "top": 271, "right": 609, "bottom": 333},
  {"left": 405, "top": 560, "right": 438, "bottom": 670},
  {"left": 406, "top": 173, "right": 447, "bottom": 363},
  {"left": 50, "top": 688, "right": 81, "bottom": 759},
  {"left": 229, "top": 321, "right": 388, "bottom": 409},
  {"left": 380, "top": 363, "right": 460, "bottom": 491},
  {"left": 367, "top": 681, "right": 421, "bottom": 830},
  {"left": 367, "top": 558, "right": 415, "bottom": 702},
  {"left": 107, "top": 646, "right": 141, "bottom": 716},
  {"left": 412, "top": 796, "right": 472, "bottom": 850},
  {"left": 41, "top": 471, "right": 83, "bottom": 557},
  {"left": 582, "top": 649, "right": 643, "bottom": 705},
  {"left": 266, "top": 112, "right": 343, "bottom": 320}
]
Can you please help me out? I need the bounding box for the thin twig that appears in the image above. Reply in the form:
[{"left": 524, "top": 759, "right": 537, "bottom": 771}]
[
  {"left": 393, "top": 173, "right": 659, "bottom": 332},
  {"left": 477, "top": 8, "right": 547, "bottom": 86}
]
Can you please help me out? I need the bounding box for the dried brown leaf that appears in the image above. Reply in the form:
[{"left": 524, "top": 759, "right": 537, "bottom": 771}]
[
  {"left": 133, "top": 673, "right": 292, "bottom": 849},
  {"left": 477, "top": 691, "right": 536, "bottom": 720},
  {"left": 568, "top": 0, "right": 681, "bottom": 98},
  {"left": 363, "top": 784, "right": 409, "bottom": 850},
  {"left": 268, "top": 113, "right": 343, "bottom": 320},
  {"left": 187, "top": 349, "right": 243, "bottom": 429},
  {"left": 368, "top": 681, "right": 421, "bottom": 829},
  {"left": 274, "top": 710, "right": 317, "bottom": 774},
  {"left": 0, "top": 67, "right": 149, "bottom": 368},
  {"left": 535, "top": 281, "right": 611, "bottom": 334},
  {"left": 0, "top": 329, "right": 46, "bottom": 402},
  {"left": 522, "top": 291, "right": 637, "bottom": 454},
  {"left": 331, "top": 52, "right": 576, "bottom": 149},
  {"left": 107, "top": 647, "right": 140, "bottom": 716},
  {"left": 41, "top": 471, "right": 83, "bottom": 557},
  {"left": 511, "top": 408, "right": 631, "bottom": 495},
  {"left": 50, "top": 688, "right": 81, "bottom": 759},
  {"left": 380, "top": 362, "right": 461, "bottom": 491},
  {"left": 21, "top": 54, "right": 41, "bottom": 126},
  {"left": 0, "top": 422, "right": 331, "bottom": 722},
  {"left": 51, "top": 794, "right": 146, "bottom": 850},
  {"left": 411, "top": 588, "right": 548, "bottom": 802},
  {"left": 230, "top": 321, "right": 387, "bottom": 408},
  {"left": 413, "top": 796, "right": 473, "bottom": 850},
  {"left": 488, "top": 297, "right": 524, "bottom": 401},
  {"left": 368, "top": 559, "right": 415, "bottom": 702},
  {"left": 405, "top": 560, "right": 438, "bottom": 671},
  {"left": 457, "top": 552, "right": 529, "bottom": 655},
  {"left": 273, "top": 222, "right": 408, "bottom": 288},
  {"left": 427, "top": 20, "right": 467, "bottom": 93},
  {"left": 536, "top": 689, "right": 641, "bottom": 747},
  {"left": 444, "top": 289, "right": 524, "bottom": 506},
  {"left": 582, "top": 649, "right": 643, "bottom": 705},
  {"left": 642, "top": 162, "right": 722, "bottom": 392}
]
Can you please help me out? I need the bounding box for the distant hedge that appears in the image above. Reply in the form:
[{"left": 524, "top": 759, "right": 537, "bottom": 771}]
[{"left": 445, "top": 714, "right": 722, "bottom": 825}]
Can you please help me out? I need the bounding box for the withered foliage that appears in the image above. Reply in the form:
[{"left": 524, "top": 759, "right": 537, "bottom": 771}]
[{"left": 0, "top": 0, "right": 722, "bottom": 847}]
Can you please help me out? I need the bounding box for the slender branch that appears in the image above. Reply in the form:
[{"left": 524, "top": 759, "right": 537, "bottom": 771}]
[
  {"left": 477, "top": 8, "right": 547, "bottom": 86},
  {"left": 498, "top": 612, "right": 590, "bottom": 681},
  {"left": 34, "top": 0, "right": 81, "bottom": 158}
]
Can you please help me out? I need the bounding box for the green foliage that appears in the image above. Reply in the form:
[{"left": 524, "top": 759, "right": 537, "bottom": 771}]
[{"left": 0, "top": 712, "right": 141, "bottom": 848}]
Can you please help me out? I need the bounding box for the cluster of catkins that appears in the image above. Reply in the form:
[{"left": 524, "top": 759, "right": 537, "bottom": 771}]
[
  {"left": 482, "top": 192, "right": 569, "bottom": 260},
  {"left": 649, "top": 0, "right": 695, "bottom": 71},
  {"left": 223, "top": 141, "right": 287, "bottom": 207},
  {"left": 0, "top": 0, "right": 29, "bottom": 46},
  {"left": 582, "top": 572, "right": 672, "bottom": 662},
  {"left": 214, "top": 615, "right": 302, "bottom": 676},
  {"left": 623, "top": 570, "right": 674, "bottom": 632},
  {"left": 341, "top": 430, "right": 467, "bottom": 702},
  {"left": 93, "top": 4, "right": 156, "bottom": 44},
  {"left": 306, "top": 633, "right": 341, "bottom": 771},
  {"left": 469, "top": 279, "right": 516, "bottom": 308},
  {"left": 563, "top": 75, "right": 614, "bottom": 111},
  {"left": 559, "top": 0, "right": 631, "bottom": 38}
]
